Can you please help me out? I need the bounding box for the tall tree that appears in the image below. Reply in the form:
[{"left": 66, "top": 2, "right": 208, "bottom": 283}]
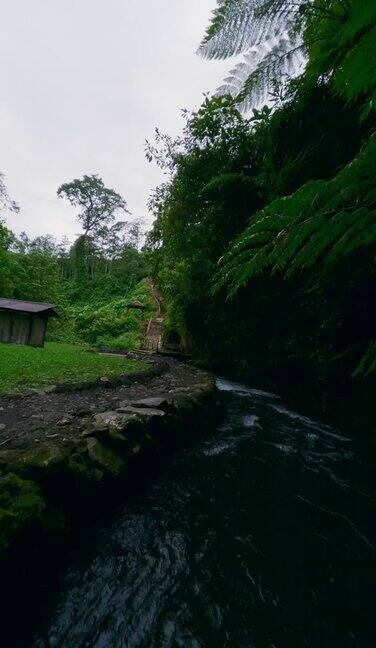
[
  {"left": 0, "top": 173, "right": 19, "bottom": 214},
  {"left": 57, "top": 175, "right": 128, "bottom": 237},
  {"left": 0, "top": 175, "right": 20, "bottom": 297}
]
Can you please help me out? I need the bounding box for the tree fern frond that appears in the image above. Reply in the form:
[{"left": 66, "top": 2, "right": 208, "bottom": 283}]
[
  {"left": 200, "top": 1, "right": 376, "bottom": 112},
  {"left": 199, "top": 0, "right": 308, "bottom": 110},
  {"left": 199, "top": 1, "right": 254, "bottom": 60},
  {"left": 305, "top": 2, "right": 376, "bottom": 111},
  {"left": 323, "top": 209, "right": 376, "bottom": 267},
  {"left": 282, "top": 210, "right": 360, "bottom": 276},
  {"left": 215, "top": 132, "right": 376, "bottom": 292},
  {"left": 232, "top": 35, "right": 305, "bottom": 110},
  {"left": 199, "top": 1, "right": 304, "bottom": 59},
  {"left": 227, "top": 246, "right": 274, "bottom": 296},
  {"left": 353, "top": 341, "right": 376, "bottom": 378}
]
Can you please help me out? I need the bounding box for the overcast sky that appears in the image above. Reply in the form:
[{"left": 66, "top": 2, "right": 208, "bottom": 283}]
[{"left": 1, "top": 0, "right": 228, "bottom": 241}]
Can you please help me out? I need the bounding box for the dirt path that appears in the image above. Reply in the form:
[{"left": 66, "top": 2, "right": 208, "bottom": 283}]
[{"left": 0, "top": 354, "right": 210, "bottom": 451}]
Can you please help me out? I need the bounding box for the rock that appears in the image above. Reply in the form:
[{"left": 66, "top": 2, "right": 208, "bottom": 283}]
[
  {"left": 77, "top": 417, "right": 91, "bottom": 433},
  {"left": 116, "top": 405, "right": 165, "bottom": 417},
  {"left": 0, "top": 444, "right": 66, "bottom": 476},
  {"left": 0, "top": 366, "right": 218, "bottom": 566},
  {"left": 0, "top": 473, "right": 46, "bottom": 552},
  {"left": 28, "top": 385, "right": 56, "bottom": 396},
  {"left": 129, "top": 396, "right": 169, "bottom": 409},
  {"left": 108, "top": 429, "right": 128, "bottom": 445},
  {"left": 92, "top": 411, "right": 128, "bottom": 433},
  {"left": 74, "top": 406, "right": 95, "bottom": 417},
  {"left": 168, "top": 393, "right": 197, "bottom": 412},
  {"left": 81, "top": 428, "right": 94, "bottom": 438},
  {"left": 57, "top": 416, "right": 73, "bottom": 427},
  {"left": 88, "top": 411, "right": 139, "bottom": 446},
  {"left": 86, "top": 438, "right": 124, "bottom": 476}
]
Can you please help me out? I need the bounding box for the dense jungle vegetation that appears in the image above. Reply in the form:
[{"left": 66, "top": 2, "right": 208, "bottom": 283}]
[
  {"left": 0, "top": 175, "right": 151, "bottom": 350},
  {"left": 145, "top": 0, "right": 376, "bottom": 425},
  {"left": 1, "top": 0, "right": 375, "bottom": 426}
]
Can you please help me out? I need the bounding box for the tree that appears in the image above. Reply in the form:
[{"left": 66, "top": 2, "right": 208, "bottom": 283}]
[
  {"left": 14, "top": 232, "right": 62, "bottom": 256},
  {"left": 0, "top": 176, "right": 20, "bottom": 296},
  {"left": 13, "top": 252, "right": 65, "bottom": 307},
  {"left": 128, "top": 219, "right": 144, "bottom": 250},
  {"left": 145, "top": 96, "right": 262, "bottom": 352},
  {"left": 0, "top": 173, "right": 19, "bottom": 214},
  {"left": 57, "top": 175, "right": 128, "bottom": 236},
  {"left": 0, "top": 221, "right": 18, "bottom": 296},
  {"left": 146, "top": 0, "right": 376, "bottom": 422}
]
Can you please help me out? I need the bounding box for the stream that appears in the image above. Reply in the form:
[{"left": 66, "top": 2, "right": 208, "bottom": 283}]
[{"left": 32, "top": 378, "right": 376, "bottom": 647}]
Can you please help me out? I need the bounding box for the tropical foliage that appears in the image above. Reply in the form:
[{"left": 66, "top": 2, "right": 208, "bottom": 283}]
[
  {"left": 199, "top": 1, "right": 376, "bottom": 113},
  {"left": 146, "top": 0, "right": 376, "bottom": 426},
  {"left": 199, "top": 0, "right": 306, "bottom": 109},
  {"left": 217, "top": 133, "right": 376, "bottom": 289},
  {"left": 0, "top": 175, "right": 149, "bottom": 350},
  {"left": 1, "top": 1, "right": 375, "bottom": 427}
]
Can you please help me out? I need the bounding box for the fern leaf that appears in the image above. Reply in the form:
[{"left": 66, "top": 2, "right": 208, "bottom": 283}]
[
  {"left": 215, "top": 132, "right": 376, "bottom": 292},
  {"left": 353, "top": 341, "right": 376, "bottom": 378}
]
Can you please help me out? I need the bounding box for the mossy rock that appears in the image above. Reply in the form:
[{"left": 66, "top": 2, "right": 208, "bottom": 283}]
[
  {"left": 66, "top": 449, "right": 104, "bottom": 483},
  {"left": 86, "top": 438, "right": 125, "bottom": 476},
  {"left": 0, "top": 473, "right": 46, "bottom": 552},
  {"left": 0, "top": 444, "right": 67, "bottom": 479}
]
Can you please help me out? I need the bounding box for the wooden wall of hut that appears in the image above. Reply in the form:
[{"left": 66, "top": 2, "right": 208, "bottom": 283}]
[{"left": 0, "top": 312, "right": 47, "bottom": 348}]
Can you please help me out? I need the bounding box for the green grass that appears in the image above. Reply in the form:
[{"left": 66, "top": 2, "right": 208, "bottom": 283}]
[{"left": 0, "top": 342, "right": 146, "bottom": 394}]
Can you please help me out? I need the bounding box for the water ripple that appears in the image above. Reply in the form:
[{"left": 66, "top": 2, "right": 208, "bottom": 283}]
[{"left": 32, "top": 379, "right": 376, "bottom": 648}]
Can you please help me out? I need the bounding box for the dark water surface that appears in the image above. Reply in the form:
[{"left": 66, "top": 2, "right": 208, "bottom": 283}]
[{"left": 33, "top": 379, "right": 376, "bottom": 647}]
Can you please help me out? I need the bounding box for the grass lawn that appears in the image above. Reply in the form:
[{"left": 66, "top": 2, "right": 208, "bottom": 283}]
[{"left": 0, "top": 342, "right": 146, "bottom": 394}]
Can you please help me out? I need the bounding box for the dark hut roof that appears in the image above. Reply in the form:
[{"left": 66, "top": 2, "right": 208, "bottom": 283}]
[{"left": 0, "top": 298, "right": 59, "bottom": 318}]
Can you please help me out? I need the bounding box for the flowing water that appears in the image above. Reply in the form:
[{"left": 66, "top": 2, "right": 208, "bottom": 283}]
[{"left": 33, "top": 379, "right": 376, "bottom": 647}]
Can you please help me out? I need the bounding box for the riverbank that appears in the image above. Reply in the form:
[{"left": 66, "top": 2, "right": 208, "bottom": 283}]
[
  {"left": 31, "top": 377, "right": 376, "bottom": 648},
  {"left": 194, "top": 353, "right": 376, "bottom": 442},
  {"left": 0, "top": 354, "right": 219, "bottom": 644}
]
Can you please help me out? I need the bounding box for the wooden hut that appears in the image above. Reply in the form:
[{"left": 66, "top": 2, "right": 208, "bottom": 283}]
[{"left": 0, "top": 299, "right": 59, "bottom": 348}]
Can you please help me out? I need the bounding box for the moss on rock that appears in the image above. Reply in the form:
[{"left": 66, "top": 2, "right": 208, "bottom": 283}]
[
  {"left": 0, "top": 473, "right": 46, "bottom": 551},
  {"left": 0, "top": 444, "right": 67, "bottom": 479},
  {"left": 0, "top": 371, "right": 219, "bottom": 563},
  {"left": 66, "top": 448, "right": 104, "bottom": 483},
  {"left": 86, "top": 438, "right": 125, "bottom": 476}
]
